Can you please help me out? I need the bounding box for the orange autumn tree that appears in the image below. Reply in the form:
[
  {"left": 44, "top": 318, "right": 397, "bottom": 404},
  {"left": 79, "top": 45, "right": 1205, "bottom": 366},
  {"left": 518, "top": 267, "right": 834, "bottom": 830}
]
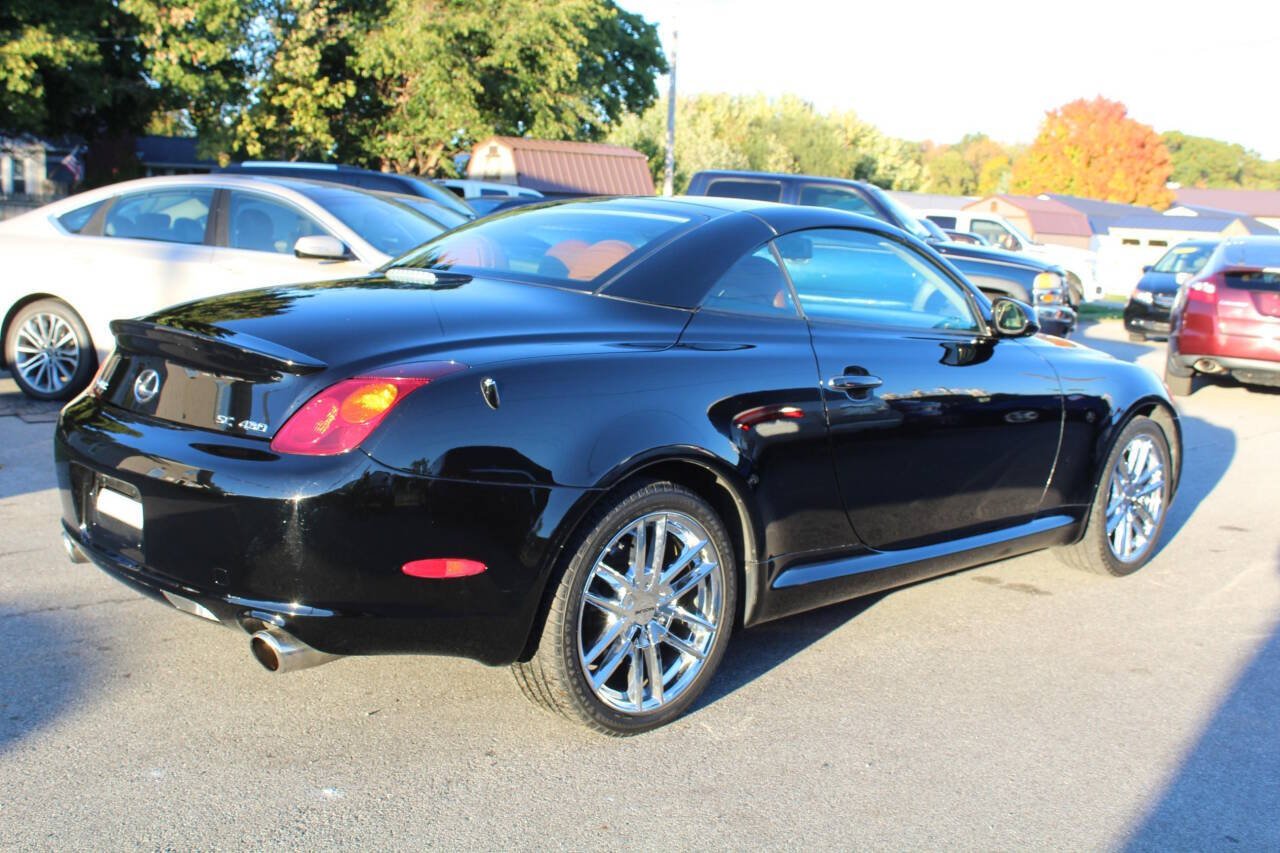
[{"left": 1012, "top": 97, "right": 1174, "bottom": 208}]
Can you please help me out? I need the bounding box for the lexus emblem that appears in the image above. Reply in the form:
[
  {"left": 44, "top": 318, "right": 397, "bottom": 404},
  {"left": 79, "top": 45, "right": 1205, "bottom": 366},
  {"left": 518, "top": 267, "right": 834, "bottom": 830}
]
[{"left": 133, "top": 369, "right": 162, "bottom": 404}]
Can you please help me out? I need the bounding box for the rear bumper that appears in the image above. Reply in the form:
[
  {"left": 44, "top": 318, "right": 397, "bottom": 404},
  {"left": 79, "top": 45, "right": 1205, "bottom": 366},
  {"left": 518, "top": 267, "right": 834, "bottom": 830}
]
[
  {"left": 55, "top": 397, "right": 589, "bottom": 664},
  {"left": 1170, "top": 352, "right": 1280, "bottom": 385}
]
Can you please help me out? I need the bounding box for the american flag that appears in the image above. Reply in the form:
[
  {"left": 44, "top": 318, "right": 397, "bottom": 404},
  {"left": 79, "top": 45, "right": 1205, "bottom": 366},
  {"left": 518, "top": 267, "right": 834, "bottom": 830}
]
[{"left": 59, "top": 147, "right": 84, "bottom": 184}]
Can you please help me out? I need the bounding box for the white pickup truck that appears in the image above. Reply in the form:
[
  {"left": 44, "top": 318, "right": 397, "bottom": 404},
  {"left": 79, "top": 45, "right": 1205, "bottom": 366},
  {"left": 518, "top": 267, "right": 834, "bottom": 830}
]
[{"left": 918, "top": 209, "right": 1102, "bottom": 304}]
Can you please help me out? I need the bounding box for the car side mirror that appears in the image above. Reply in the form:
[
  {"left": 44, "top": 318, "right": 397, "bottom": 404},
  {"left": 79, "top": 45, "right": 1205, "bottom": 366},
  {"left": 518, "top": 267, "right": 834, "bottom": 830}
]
[
  {"left": 991, "top": 296, "right": 1040, "bottom": 338},
  {"left": 294, "top": 235, "right": 349, "bottom": 260},
  {"left": 1142, "top": 264, "right": 1153, "bottom": 273}
]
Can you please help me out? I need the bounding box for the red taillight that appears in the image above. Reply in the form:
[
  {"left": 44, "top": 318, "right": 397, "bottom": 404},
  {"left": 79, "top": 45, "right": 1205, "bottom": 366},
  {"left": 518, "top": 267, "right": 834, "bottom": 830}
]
[
  {"left": 270, "top": 362, "right": 464, "bottom": 456},
  {"left": 1187, "top": 277, "right": 1218, "bottom": 303},
  {"left": 402, "top": 558, "right": 487, "bottom": 579}
]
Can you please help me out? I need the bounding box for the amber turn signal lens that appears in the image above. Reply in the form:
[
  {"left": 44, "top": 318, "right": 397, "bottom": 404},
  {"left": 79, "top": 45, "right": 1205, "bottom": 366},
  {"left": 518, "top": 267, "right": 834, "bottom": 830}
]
[{"left": 339, "top": 382, "right": 399, "bottom": 424}]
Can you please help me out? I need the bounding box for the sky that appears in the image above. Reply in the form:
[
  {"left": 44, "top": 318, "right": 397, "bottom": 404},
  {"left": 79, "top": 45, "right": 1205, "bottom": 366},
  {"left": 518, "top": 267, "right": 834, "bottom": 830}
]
[{"left": 624, "top": 0, "right": 1280, "bottom": 159}]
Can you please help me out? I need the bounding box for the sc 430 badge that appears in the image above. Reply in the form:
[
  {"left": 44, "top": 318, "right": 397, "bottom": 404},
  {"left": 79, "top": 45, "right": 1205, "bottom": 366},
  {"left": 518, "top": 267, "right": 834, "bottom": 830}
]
[{"left": 215, "top": 414, "right": 269, "bottom": 433}]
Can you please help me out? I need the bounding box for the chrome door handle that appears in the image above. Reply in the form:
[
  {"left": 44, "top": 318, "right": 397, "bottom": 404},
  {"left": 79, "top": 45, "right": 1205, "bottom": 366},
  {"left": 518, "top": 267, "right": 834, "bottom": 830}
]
[{"left": 828, "top": 374, "right": 883, "bottom": 391}]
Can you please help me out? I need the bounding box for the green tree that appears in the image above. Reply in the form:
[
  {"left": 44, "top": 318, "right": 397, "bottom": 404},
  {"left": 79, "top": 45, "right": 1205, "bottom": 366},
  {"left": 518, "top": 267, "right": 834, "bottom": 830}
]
[
  {"left": 355, "top": 0, "right": 665, "bottom": 175},
  {"left": 923, "top": 147, "right": 974, "bottom": 194},
  {"left": 231, "top": 0, "right": 359, "bottom": 161},
  {"left": 122, "top": 0, "right": 259, "bottom": 161},
  {"left": 2, "top": 1, "right": 155, "bottom": 150},
  {"left": 607, "top": 93, "right": 924, "bottom": 193},
  {"left": 1163, "top": 130, "right": 1280, "bottom": 190}
]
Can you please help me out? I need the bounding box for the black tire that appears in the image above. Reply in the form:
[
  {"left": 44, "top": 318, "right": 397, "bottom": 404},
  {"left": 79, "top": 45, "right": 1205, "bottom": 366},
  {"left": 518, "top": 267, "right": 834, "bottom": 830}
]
[
  {"left": 1057, "top": 416, "right": 1173, "bottom": 576},
  {"left": 3, "top": 298, "right": 95, "bottom": 400},
  {"left": 1163, "top": 345, "right": 1194, "bottom": 397},
  {"left": 513, "top": 480, "right": 737, "bottom": 735}
]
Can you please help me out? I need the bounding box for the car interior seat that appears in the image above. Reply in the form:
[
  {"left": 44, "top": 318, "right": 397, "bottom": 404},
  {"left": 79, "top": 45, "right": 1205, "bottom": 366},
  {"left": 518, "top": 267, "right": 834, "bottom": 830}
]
[{"left": 234, "top": 208, "right": 277, "bottom": 253}]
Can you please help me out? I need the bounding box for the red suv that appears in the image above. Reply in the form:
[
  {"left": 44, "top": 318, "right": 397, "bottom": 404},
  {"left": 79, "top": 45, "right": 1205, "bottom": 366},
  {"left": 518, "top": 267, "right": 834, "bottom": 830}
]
[{"left": 1166, "top": 237, "right": 1280, "bottom": 395}]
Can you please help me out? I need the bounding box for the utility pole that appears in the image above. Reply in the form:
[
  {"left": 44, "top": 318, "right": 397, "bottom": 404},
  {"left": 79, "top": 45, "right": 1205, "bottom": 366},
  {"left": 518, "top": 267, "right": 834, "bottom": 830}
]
[{"left": 662, "top": 26, "right": 677, "bottom": 197}]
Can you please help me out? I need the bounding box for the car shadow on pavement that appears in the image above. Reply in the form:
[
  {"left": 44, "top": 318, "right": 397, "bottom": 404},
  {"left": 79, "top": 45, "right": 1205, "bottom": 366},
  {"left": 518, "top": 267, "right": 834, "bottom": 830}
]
[
  {"left": 1076, "top": 320, "right": 1155, "bottom": 364},
  {"left": 692, "top": 592, "right": 890, "bottom": 712},
  {"left": 1154, "top": 414, "right": 1235, "bottom": 558},
  {"left": 0, "top": 611, "right": 97, "bottom": 754},
  {"left": 694, "top": 410, "right": 1235, "bottom": 714},
  {"left": 1122, "top": 550, "right": 1280, "bottom": 851}
]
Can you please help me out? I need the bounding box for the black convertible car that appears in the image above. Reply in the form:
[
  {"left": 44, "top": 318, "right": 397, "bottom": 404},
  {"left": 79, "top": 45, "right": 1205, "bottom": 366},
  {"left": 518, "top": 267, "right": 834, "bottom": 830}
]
[{"left": 56, "top": 197, "right": 1180, "bottom": 735}]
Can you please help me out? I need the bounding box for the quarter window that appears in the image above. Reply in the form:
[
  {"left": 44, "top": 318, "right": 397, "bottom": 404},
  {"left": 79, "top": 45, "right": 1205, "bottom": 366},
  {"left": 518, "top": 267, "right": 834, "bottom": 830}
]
[
  {"left": 104, "top": 189, "right": 214, "bottom": 244},
  {"left": 774, "top": 228, "right": 979, "bottom": 332},
  {"left": 705, "top": 179, "right": 782, "bottom": 202},
  {"left": 228, "top": 191, "right": 327, "bottom": 254},
  {"left": 57, "top": 199, "right": 107, "bottom": 234},
  {"left": 701, "top": 245, "right": 797, "bottom": 318},
  {"left": 797, "top": 184, "right": 877, "bottom": 217}
]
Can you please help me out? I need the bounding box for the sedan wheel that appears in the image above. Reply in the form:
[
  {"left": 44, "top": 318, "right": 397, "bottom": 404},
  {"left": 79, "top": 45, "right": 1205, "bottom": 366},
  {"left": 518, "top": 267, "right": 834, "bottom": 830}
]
[
  {"left": 577, "top": 510, "right": 723, "bottom": 714},
  {"left": 514, "top": 481, "right": 736, "bottom": 735},
  {"left": 1058, "top": 416, "right": 1173, "bottom": 576},
  {"left": 1103, "top": 435, "right": 1166, "bottom": 564},
  {"left": 4, "top": 299, "right": 95, "bottom": 400}
]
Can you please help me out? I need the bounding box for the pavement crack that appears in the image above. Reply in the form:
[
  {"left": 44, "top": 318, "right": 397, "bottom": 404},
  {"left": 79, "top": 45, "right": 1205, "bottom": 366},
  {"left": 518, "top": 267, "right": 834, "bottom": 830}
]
[{"left": 0, "top": 595, "right": 144, "bottom": 620}]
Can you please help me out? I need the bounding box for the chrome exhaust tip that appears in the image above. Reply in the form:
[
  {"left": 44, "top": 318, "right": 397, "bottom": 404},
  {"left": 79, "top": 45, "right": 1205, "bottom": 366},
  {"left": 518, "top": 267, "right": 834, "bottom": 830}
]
[
  {"left": 249, "top": 628, "right": 339, "bottom": 673},
  {"left": 1193, "top": 358, "right": 1224, "bottom": 374},
  {"left": 62, "top": 532, "right": 88, "bottom": 564}
]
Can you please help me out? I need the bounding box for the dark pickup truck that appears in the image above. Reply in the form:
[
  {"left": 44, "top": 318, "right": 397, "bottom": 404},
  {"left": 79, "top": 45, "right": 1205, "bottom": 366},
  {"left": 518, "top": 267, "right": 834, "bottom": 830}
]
[{"left": 687, "top": 170, "right": 1077, "bottom": 336}]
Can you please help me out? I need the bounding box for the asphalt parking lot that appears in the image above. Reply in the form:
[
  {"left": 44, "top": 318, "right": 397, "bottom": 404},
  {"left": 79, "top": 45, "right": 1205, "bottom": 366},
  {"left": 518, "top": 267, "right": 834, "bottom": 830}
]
[{"left": 1, "top": 318, "right": 1277, "bottom": 851}]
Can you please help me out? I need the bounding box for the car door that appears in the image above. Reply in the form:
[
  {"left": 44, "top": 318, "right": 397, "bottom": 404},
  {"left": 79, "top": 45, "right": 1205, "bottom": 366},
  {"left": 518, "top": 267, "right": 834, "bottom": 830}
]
[
  {"left": 77, "top": 186, "right": 219, "bottom": 344},
  {"left": 774, "top": 227, "right": 1062, "bottom": 550},
  {"left": 211, "top": 190, "right": 368, "bottom": 293}
]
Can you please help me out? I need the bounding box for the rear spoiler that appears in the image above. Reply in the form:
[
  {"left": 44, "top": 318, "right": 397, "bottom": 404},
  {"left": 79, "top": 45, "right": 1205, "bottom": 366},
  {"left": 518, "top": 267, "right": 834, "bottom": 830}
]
[{"left": 109, "top": 319, "right": 327, "bottom": 379}]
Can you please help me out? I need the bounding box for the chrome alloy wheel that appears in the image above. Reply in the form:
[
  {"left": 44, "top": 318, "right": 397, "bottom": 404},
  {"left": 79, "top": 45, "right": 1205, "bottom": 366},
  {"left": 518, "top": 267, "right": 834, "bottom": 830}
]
[
  {"left": 1105, "top": 435, "right": 1166, "bottom": 562},
  {"left": 13, "top": 312, "right": 81, "bottom": 396},
  {"left": 577, "top": 511, "right": 724, "bottom": 714}
]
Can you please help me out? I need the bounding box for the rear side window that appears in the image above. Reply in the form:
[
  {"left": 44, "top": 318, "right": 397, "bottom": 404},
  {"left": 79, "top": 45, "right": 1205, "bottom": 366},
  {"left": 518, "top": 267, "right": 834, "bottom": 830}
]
[
  {"left": 393, "top": 202, "right": 697, "bottom": 291},
  {"left": 775, "top": 228, "right": 978, "bottom": 332},
  {"left": 228, "top": 191, "right": 327, "bottom": 254},
  {"left": 104, "top": 189, "right": 213, "bottom": 244},
  {"left": 701, "top": 245, "right": 797, "bottom": 318},
  {"left": 57, "top": 199, "right": 106, "bottom": 234},
  {"left": 797, "top": 184, "right": 876, "bottom": 216},
  {"left": 928, "top": 215, "right": 957, "bottom": 229},
  {"left": 705, "top": 179, "right": 782, "bottom": 202}
]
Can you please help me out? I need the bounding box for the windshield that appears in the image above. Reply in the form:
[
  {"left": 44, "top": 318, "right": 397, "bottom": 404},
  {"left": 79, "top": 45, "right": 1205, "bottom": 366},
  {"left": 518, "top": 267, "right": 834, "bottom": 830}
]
[
  {"left": 397, "top": 176, "right": 477, "bottom": 219},
  {"left": 380, "top": 194, "right": 470, "bottom": 231},
  {"left": 917, "top": 218, "right": 948, "bottom": 241},
  {"left": 875, "top": 191, "right": 933, "bottom": 240},
  {"left": 303, "top": 188, "right": 446, "bottom": 257},
  {"left": 1153, "top": 243, "right": 1216, "bottom": 274},
  {"left": 390, "top": 199, "right": 699, "bottom": 292}
]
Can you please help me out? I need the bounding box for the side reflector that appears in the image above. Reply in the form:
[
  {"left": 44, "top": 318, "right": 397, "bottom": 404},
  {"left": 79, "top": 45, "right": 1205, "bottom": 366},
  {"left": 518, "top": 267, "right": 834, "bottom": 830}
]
[{"left": 402, "top": 558, "right": 487, "bottom": 579}]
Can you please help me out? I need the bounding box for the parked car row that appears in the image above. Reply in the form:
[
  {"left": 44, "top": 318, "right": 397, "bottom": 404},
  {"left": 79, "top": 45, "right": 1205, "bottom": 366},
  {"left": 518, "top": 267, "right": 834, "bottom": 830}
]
[{"left": 918, "top": 209, "right": 1103, "bottom": 305}]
